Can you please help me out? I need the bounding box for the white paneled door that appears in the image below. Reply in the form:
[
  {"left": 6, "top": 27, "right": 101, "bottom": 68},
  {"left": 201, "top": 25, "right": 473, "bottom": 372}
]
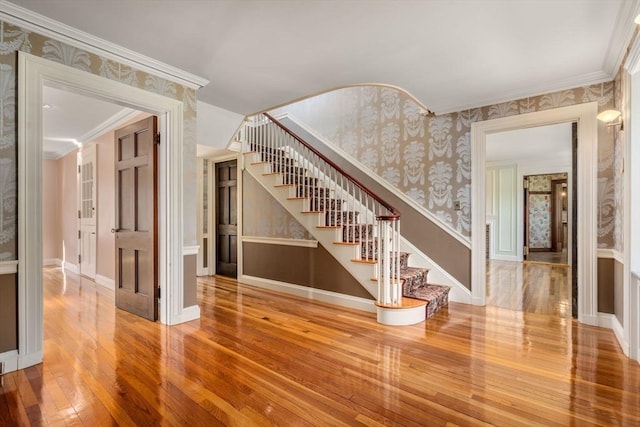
[{"left": 78, "top": 144, "right": 97, "bottom": 279}]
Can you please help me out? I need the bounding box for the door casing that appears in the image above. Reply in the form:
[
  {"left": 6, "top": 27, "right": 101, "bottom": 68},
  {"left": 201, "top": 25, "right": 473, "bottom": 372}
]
[{"left": 17, "top": 51, "right": 190, "bottom": 370}]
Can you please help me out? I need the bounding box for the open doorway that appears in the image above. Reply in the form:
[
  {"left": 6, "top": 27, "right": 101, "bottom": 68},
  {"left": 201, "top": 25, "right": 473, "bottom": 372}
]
[
  {"left": 484, "top": 122, "right": 574, "bottom": 316},
  {"left": 472, "top": 102, "right": 598, "bottom": 324}
]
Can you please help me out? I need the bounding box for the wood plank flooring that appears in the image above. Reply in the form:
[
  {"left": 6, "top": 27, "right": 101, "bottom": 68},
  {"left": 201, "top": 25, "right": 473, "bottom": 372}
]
[
  {"left": 486, "top": 259, "right": 571, "bottom": 317},
  {"left": 1, "top": 266, "right": 639, "bottom": 426}
]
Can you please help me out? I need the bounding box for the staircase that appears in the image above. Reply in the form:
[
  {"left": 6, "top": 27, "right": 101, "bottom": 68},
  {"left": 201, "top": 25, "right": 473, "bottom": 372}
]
[{"left": 240, "top": 113, "right": 450, "bottom": 325}]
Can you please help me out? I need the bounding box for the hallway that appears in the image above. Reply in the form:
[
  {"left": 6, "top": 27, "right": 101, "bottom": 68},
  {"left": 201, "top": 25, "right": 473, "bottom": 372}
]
[
  {"left": 486, "top": 259, "right": 571, "bottom": 316},
  {"left": 0, "top": 267, "right": 638, "bottom": 425}
]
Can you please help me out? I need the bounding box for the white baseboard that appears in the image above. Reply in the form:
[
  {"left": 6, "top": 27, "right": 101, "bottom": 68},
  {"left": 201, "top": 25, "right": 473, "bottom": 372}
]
[
  {"left": 580, "top": 314, "right": 599, "bottom": 327},
  {"left": 43, "top": 258, "right": 62, "bottom": 267},
  {"left": 170, "top": 304, "right": 200, "bottom": 324},
  {"left": 63, "top": 262, "right": 78, "bottom": 274},
  {"left": 95, "top": 274, "right": 115, "bottom": 290},
  {"left": 599, "top": 312, "right": 629, "bottom": 355},
  {"left": 240, "top": 274, "right": 376, "bottom": 313},
  {"left": 0, "top": 350, "right": 18, "bottom": 374},
  {"left": 18, "top": 350, "right": 43, "bottom": 370}
]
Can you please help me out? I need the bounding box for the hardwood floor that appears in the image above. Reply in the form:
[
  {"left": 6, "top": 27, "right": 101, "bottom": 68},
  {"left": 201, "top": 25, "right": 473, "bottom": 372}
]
[
  {"left": 486, "top": 259, "right": 571, "bottom": 317},
  {"left": 526, "top": 251, "right": 568, "bottom": 265},
  {"left": 1, "top": 267, "right": 639, "bottom": 426}
]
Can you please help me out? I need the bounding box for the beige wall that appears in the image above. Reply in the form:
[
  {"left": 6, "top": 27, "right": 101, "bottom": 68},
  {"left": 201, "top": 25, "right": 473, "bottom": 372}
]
[
  {"left": 42, "top": 159, "right": 62, "bottom": 262},
  {"left": 59, "top": 149, "right": 79, "bottom": 267}
]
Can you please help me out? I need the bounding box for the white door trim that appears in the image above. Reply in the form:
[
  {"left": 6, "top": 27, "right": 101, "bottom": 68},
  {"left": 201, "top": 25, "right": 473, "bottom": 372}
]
[
  {"left": 18, "top": 51, "right": 186, "bottom": 369},
  {"left": 471, "top": 102, "right": 599, "bottom": 325}
]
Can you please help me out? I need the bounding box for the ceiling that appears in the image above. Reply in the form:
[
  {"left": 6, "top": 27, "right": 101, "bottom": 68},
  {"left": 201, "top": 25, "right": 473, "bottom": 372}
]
[
  {"left": 9, "top": 0, "right": 639, "bottom": 116},
  {"left": 43, "top": 86, "right": 136, "bottom": 159},
  {"left": 486, "top": 122, "right": 572, "bottom": 164}
]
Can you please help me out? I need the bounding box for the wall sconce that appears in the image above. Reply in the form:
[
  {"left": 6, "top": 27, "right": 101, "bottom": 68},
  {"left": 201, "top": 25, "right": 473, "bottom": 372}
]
[{"left": 596, "top": 109, "right": 623, "bottom": 130}]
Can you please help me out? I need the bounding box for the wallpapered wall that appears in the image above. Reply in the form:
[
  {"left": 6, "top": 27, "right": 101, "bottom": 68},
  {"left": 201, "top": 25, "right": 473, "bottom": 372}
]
[
  {"left": 243, "top": 172, "right": 313, "bottom": 240},
  {"left": 273, "top": 79, "right": 624, "bottom": 251},
  {"left": 0, "top": 21, "right": 198, "bottom": 261},
  {"left": 527, "top": 173, "right": 567, "bottom": 249}
]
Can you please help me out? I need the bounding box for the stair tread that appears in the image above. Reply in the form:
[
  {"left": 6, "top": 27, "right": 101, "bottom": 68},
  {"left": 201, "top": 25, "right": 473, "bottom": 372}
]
[
  {"left": 375, "top": 297, "right": 427, "bottom": 309},
  {"left": 351, "top": 258, "right": 376, "bottom": 264},
  {"left": 333, "top": 241, "right": 359, "bottom": 246}
]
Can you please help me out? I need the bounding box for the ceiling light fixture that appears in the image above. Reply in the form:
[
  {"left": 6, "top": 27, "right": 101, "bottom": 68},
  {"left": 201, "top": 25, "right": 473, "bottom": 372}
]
[
  {"left": 596, "top": 109, "right": 623, "bottom": 130},
  {"left": 42, "top": 103, "right": 51, "bottom": 109},
  {"left": 635, "top": 14, "right": 640, "bottom": 24}
]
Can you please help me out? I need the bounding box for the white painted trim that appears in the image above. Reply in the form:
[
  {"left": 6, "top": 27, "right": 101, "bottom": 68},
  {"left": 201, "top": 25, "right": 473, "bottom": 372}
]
[
  {"left": 377, "top": 304, "right": 425, "bottom": 326},
  {"left": 95, "top": 274, "right": 115, "bottom": 290},
  {"left": 398, "top": 236, "right": 471, "bottom": 304},
  {"left": 597, "top": 248, "right": 624, "bottom": 264},
  {"left": 63, "top": 262, "right": 78, "bottom": 274},
  {"left": 433, "top": 71, "right": 611, "bottom": 115},
  {"left": 19, "top": 51, "right": 188, "bottom": 370},
  {"left": 0, "top": 1, "right": 208, "bottom": 90},
  {"left": 0, "top": 260, "right": 18, "bottom": 274},
  {"left": 173, "top": 304, "right": 201, "bottom": 324},
  {"left": 242, "top": 236, "right": 318, "bottom": 248},
  {"left": 471, "top": 103, "right": 598, "bottom": 327},
  {"left": 43, "top": 258, "right": 61, "bottom": 267},
  {"left": 183, "top": 245, "right": 200, "bottom": 256},
  {"left": 280, "top": 113, "right": 472, "bottom": 249},
  {"left": 240, "top": 274, "right": 376, "bottom": 313},
  {"left": 599, "top": 313, "right": 629, "bottom": 355},
  {"left": 602, "top": 0, "right": 640, "bottom": 77},
  {"left": 78, "top": 108, "right": 139, "bottom": 144},
  {"left": 0, "top": 350, "right": 18, "bottom": 374}
]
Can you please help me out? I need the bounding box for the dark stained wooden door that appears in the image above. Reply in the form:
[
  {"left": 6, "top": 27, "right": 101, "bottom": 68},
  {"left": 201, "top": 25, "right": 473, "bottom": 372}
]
[
  {"left": 216, "top": 160, "right": 237, "bottom": 278},
  {"left": 523, "top": 176, "right": 530, "bottom": 261},
  {"left": 114, "top": 116, "right": 158, "bottom": 321}
]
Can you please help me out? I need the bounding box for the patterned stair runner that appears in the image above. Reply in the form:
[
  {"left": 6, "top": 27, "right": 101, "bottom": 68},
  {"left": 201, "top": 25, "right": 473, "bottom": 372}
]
[{"left": 261, "top": 150, "right": 450, "bottom": 320}]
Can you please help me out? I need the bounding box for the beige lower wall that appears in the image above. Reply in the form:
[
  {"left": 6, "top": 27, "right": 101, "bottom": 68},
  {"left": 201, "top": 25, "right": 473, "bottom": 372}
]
[
  {"left": 0, "top": 273, "right": 17, "bottom": 353},
  {"left": 43, "top": 160, "right": 62, "bottom": 261},
  {"left": 283, "top": 119, "right": 472, "bottom": 288},
  {"left": 59, "top": 149, "right": 79, "bottom": 268},
  {"left": 183, "top": 254, "right": 197, "bottom": 308},
  {"left": 598, "top": 257, "right": 614, "bottom": 314},
  {"left": 243, "top": 242, "right": 374, "bottom": 299}
]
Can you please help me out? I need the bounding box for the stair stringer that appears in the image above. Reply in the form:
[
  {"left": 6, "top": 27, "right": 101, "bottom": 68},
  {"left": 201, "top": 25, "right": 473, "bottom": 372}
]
[
  {"left": 399, "top": 238, "right": 471, "bottom": 304},
  {"left": 244, "top": 158, "right": 378, "bottom": 298}
]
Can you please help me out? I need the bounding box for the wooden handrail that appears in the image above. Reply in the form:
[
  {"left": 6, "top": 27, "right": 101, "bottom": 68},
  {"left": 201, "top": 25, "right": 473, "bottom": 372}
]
[{"left": 263, "top": 112, "right": 400, "bottom": 220}]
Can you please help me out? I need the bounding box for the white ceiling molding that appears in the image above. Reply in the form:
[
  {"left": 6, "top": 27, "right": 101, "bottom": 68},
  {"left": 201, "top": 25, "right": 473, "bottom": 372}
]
[
  {"left": 433, "top": 70, "right": 613, "bottom": 115},
  {"left": 77, "top": 107, "right": 139, "bottom": 144},
  {"left": 0, "top": 0, "right": 209, "bottom": 90},
  {"left": 603, "top": 0, "right": 640, "bottom": 77}
]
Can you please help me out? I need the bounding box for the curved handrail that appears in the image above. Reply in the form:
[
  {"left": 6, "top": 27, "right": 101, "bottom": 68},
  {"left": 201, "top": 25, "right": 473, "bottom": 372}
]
[{"left": 263, "top": 112, "right": 400, "bottom": 220}]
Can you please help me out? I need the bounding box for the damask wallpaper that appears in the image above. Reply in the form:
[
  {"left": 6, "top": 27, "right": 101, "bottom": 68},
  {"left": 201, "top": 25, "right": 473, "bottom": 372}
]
[
  {"left": 272, "top": 80, "right": 621, "bottom": 250},
  {"left": 242, "top": 172, "right": 313, "bottom": 240},
  {"left": 527, "top": 173, "right": 567, "bottom": 249},
  {"left": 529, "top": 194, "right": 551, "bottom": 249},
  {"left": 0, "top": 21, "right": 198, "bottom": 261}
]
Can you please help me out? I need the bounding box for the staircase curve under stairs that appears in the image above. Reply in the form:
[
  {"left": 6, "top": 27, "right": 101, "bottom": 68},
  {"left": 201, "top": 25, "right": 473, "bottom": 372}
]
[{"left": 239, "top": 113, "right": 450, "bottom": 325}]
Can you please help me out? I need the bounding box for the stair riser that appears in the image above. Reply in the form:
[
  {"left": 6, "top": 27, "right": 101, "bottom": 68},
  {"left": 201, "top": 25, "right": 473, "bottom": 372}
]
[
  {"left": 342, "top": 224, "right": 374, "bottom": 242},
  {"left": 326, "top": 211, "right": 359, "bottom": 226},
  {"left": 297, "top": 186, "right": 330, "bottom": 198},
  {"left": 310, "top": 198, "right": 343, "bottom": 212}
]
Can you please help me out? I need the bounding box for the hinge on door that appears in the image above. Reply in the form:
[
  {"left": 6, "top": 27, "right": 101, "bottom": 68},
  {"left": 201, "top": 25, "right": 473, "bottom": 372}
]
[
  {"left": 524, "top": 246, "right": 529, "bottom": 256},
  {"left": 155, "top": 133, "right": 161, "bottom": 145},
  {"left": 78, "top": 254, "right": 81, "bottom": 264},
  {"left": 158, "top": 287, "right": 161, "bottom": 299},
  {"left": 78, "top": 210, "right": 81, "bottom": 218},
  {"left": 523, "top": 178, "right": 529, "bottom": 189},
  {"left": 78, "top": 230, "right": 81, "bottom": 239}
]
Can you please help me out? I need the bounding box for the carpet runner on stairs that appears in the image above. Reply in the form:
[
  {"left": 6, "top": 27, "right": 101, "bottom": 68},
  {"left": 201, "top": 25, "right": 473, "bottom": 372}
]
[{"left": 257, "top": 148, "right": 451, "bottom": 321}]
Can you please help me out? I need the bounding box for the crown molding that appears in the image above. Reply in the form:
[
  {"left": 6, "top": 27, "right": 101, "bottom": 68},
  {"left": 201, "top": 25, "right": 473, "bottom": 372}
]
[
  {"left": 603, "top": 0, "right": 640, "bottom": 76},
  {"left": 431, "top": 70, "right": 612, "bottom": 115},
  {"left": 625, "top": 27, "right": 640, "bottom": 73},
  {"left": 78, "top": 108, "right": 139, "bottom": 144},
  {"left": 0, "top": 0, "right": 209, "bottom": 90}
]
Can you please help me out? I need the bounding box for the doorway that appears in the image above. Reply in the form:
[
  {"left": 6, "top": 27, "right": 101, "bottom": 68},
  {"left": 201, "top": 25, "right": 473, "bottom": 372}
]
[
  {"left": 215, "top": 160, "right": 238, "bottom": 278},
  {"left": 18, "top": 52, "right": 187, "bottom": 370},
  {"left": 523, "top": 173, "right": 569, "bottom": 265},
  {"left": 471, "top": 102, "right": 599, "bottom": 325}
]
